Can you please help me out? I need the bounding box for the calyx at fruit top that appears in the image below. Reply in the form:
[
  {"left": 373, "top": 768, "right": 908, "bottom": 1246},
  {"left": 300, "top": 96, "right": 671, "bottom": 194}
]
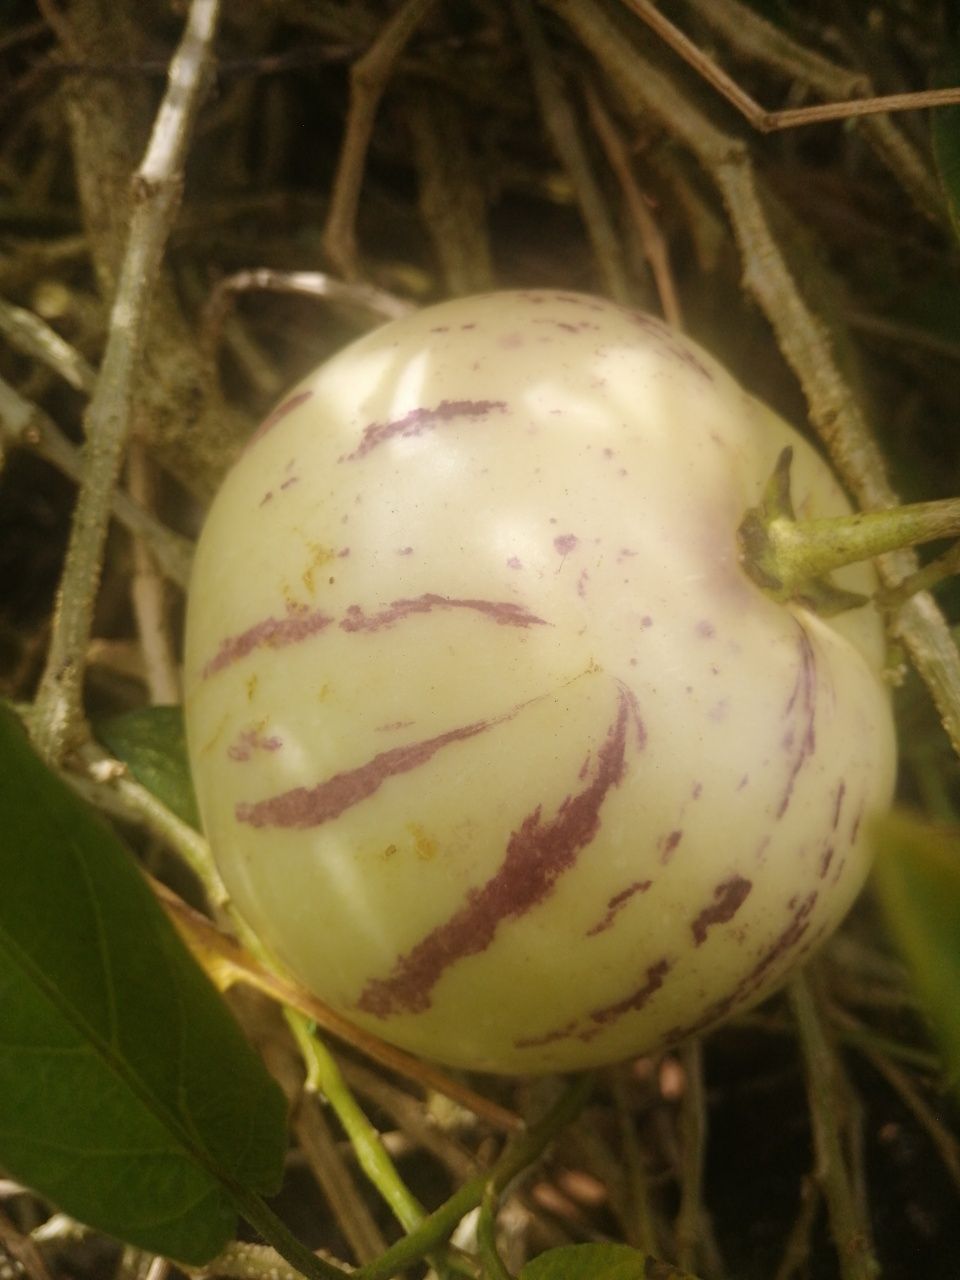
[{"left": 738, "top": 447, "right": 960, "bottom": 614}]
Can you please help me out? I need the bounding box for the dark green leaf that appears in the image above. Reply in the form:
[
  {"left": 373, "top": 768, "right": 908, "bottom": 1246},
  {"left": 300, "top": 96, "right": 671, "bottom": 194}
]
[
  {"left": 0, "top": 706, "right": 288, "bottom": 1264},
  {"left": 520, "top": 1244, "right": 701, "bottom": 1280},
  {"left": 872, "top": 809, "right": 960, "bottom": 1088},
  {"left": 96, "top": 705, "right": 200, "bottom": 828}
]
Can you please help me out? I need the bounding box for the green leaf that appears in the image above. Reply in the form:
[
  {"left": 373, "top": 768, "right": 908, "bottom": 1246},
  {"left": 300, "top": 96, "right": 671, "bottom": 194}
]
[
  {"left": 872, "top": 809, "right": 960, "bottom": 1089},
  {"left": 520, "top": 1244, "right": 701, "bottom": 1280},
  {"left": 96, "top": 705, "right": 200, "bottom": 828},
  {"left": 0, "top": 706, "right": 288, "bottom": 1264}
]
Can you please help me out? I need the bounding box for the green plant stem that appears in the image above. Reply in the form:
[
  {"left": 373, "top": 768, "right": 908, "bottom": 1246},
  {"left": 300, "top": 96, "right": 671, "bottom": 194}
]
[
  {"left": 880, "top": 539, "right": 960, "bottom": 610},
  {"left": 743, "top": 496, "right": 960, "bottom": 600},
  {"left": 477, "top": 1183, "right": 514, "bottom": 1280},
  {"left": 286, "top": 1011, "right": 427, "bottom": 1235},
  {"left": 352, "top": 1073, "right": 595, "bottom": 1280},
  {"left": 75, "top": 739, "right": 229, "bottom": 909}
]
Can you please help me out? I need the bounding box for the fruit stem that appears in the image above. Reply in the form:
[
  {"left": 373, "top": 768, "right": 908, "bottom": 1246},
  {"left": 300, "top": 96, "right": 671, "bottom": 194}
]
[{"left": 738, "top": 447, "right": 960, "bottom": 607}]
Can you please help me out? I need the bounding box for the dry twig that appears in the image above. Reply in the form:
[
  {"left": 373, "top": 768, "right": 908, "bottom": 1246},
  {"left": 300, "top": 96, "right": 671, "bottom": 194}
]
[{"left": 31, "top": 0, "right": 222, "bottom": 761}]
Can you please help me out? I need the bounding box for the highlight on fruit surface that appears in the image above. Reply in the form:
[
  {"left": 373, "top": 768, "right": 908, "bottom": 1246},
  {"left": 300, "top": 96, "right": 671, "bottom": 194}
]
[{"left": 184, "top": 290, "right": 897, "bottom": 1074}]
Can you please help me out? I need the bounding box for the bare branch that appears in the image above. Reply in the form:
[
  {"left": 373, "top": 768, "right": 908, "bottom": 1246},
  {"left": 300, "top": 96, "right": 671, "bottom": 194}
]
[
  {"left": 622, "top": 0, "right": 960, "bottom": 132},
  {"left": 0, "top": 375, "right": 192, "bottom": 588},
  {"left": 322, "top": 0, "right": 440, "bottom": 279},
  {"left": 31, "top": 0, "right": 221, "bottom": 760}
]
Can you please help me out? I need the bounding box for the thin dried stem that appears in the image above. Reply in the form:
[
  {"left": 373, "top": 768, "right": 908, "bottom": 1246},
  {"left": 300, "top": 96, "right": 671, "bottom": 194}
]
[
  {"left": 0, "top": 1203, "right": 55, "bottom": 1280},
  {"left": 622, "top": 0, "right": 960, "bottom": 132},
  {"left": 789, "top": 974, "right": 879, "bottom": 1280},
  {"left": 127, "top": 444, "right": 181, "bottom": 705},
  {"left": 34, "top": 0, "right": 79, "bottom": 56},
  {"left": 0, "top": 375, "right": 192, "bottom": 588},
  {"left": 772, "top": 1177, "right": 819, "bottom": 1280},
  {"left": 609, "top": 1069, "right": 659, "bottom": 1255},
  {"left": 582, "top": 82, "right": 682, "bottom": 325},
  {"left": 322, "top": 0, "right": 440, "bottom": 279},
  {"left": 512, "top": 0, "right": 630, "bottom": 303},
  {"left": 405, "top": 85, "right": 495, "bottom": 294},
  {"left": 681, "top": 0, "right": 943, "bottom": 220},
  {"left": 202, "top": 268, "right": 414, "bottom": 366},
  {"left": 829, "top": 1005, "right": 960, "bottom": 1196},
  {"left": 31, "top": 0, "right": 221, "bottom": 761},
  {"left": 674, "top": 1040, "right": 715, "bottom": 1276},
  {"left": 0, "top": 297, "right": 97, "bottom": 393}
]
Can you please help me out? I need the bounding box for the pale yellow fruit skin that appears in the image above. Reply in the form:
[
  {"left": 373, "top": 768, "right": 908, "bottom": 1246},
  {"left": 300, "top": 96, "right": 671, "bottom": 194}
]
[{"left": 184, "top": 290, "right": 897, "bottom": 1074}]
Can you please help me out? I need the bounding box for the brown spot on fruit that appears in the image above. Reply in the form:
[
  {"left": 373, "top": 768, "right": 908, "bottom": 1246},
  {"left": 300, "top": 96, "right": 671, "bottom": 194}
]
[
  {"left": 659, "top": 830, "right": 683, "bottom": 864},
  {"left": 690, "top": 875, "right": 753, "bottom": 945}
]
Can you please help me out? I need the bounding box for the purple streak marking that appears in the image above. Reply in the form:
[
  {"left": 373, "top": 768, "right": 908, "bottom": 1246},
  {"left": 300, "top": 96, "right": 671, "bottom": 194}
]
[
  {"left": 513, "top": 956, "right": 672, "bottom": 1046},
  {"left": 236, "top": 718, "right": 498, "bottom": 830},
  {"left": 585, "top": 879, "right": 652, "bottom": 937},
  {"left": 228, "top": 728, "right": 283, "bottom": 762},
  {"left": 342, "top": 399, "right": 507, "bottom": 461},
  {"left": 356, "top": 684, "right": 646, "bottom": 1018},
  {"left": 204, "top": 593, "right": 546, "bottom": 678},
  {"left": 659, "top": 829, "right": 683, "bottom": 863},
  {"left": 202, "top": 606, "right": 333, "bottom": 678},
  {"left": 832, "top": 781, "right": 847, "bottom": 830},
  {"left": 662, "top": 890, "right": 819, "bottom": 1045},
  {"left": 583, "top": 958, "right": 673, "bottom": 1031},
  {"left": 777, "top": 623, "right": 817, "bottom": 818},
  {"left": 340, "top": 594, "right": 548, "bottom": 633}
]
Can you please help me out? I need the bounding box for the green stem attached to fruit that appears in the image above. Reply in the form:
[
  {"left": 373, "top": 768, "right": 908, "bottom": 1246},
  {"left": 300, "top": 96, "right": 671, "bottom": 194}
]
[{"left": 738, "top": 447, "right": 960, "bottom": 613}]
